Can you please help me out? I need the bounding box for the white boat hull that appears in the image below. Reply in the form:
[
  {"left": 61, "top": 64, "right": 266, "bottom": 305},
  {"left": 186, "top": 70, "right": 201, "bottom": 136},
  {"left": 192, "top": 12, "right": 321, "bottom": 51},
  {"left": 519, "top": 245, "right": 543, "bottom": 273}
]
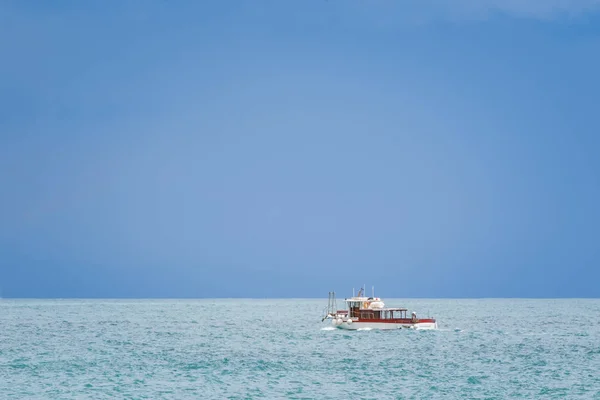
[{"left": 334, "top": 320, "right": 437, "bottom": 330}]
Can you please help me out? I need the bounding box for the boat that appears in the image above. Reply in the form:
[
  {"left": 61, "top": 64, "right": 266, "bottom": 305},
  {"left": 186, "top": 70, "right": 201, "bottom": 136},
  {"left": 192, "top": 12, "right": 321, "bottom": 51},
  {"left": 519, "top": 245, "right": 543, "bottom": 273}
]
[{"left": 321, "top": 287, "right": 437, "bottom": 330}]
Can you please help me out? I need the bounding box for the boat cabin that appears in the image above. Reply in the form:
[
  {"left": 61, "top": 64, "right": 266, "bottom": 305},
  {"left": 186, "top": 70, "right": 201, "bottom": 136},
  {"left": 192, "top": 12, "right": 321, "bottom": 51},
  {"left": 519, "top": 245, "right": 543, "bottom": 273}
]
[{"left": 344, "top": 297, "right": 410, "bottom": 321}]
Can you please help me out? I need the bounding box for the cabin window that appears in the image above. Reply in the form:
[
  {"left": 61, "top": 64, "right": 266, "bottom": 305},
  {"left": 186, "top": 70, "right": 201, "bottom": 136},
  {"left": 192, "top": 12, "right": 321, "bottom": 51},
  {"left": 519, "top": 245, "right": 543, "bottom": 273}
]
[{"left": 360, "top": 311, "right": 373, "bottom": 319}]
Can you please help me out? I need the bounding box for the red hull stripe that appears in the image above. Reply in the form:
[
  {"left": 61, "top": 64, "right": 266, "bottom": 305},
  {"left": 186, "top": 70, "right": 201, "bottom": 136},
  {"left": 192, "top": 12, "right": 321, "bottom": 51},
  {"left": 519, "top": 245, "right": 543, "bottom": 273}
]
[{"left": 352, "top": 318, "right": 436, "bottom": 324}]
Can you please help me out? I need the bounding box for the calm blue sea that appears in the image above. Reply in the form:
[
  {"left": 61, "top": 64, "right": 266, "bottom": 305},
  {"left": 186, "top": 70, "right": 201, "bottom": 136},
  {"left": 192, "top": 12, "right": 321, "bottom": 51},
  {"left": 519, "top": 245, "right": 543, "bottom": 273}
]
[{"left": 1, "top": 299, "right": 600, "bottom": 399}]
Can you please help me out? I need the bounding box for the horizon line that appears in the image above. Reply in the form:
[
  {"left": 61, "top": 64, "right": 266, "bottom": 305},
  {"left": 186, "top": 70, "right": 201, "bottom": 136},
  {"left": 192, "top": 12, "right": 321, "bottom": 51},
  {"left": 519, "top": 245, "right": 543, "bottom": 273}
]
[{"left": 2, "top": 296, "right": 599, "bottom": 300}]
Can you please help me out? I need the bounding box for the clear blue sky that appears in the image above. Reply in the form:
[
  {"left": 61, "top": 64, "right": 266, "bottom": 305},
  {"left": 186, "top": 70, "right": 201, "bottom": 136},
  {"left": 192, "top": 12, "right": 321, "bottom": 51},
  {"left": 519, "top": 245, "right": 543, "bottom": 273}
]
[{"left": 1, "top": 0, "right": 599, "bottom": 298}]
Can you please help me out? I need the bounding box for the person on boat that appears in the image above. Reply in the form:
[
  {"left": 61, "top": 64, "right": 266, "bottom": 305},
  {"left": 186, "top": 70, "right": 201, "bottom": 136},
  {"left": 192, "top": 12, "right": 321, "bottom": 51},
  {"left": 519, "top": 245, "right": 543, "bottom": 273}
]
[{"left": 411, "top": 312, "right": 417, "bottom": 322}]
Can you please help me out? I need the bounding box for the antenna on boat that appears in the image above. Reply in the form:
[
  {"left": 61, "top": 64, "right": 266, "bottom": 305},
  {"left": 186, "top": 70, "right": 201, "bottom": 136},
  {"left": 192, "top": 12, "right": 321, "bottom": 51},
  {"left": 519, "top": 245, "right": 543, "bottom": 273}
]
[
  {"left": 353, "top": 288, "right": 355, "bottom": 297},
  {"left": 372, "top": 286, "right": 374, "bottom": 298}
]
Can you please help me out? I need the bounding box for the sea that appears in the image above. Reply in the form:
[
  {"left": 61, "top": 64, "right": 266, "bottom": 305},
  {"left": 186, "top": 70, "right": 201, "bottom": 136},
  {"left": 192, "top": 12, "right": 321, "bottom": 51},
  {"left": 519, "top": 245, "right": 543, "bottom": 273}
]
[{"left": 1, "top": 299, "right": 599, "bottom": 399}]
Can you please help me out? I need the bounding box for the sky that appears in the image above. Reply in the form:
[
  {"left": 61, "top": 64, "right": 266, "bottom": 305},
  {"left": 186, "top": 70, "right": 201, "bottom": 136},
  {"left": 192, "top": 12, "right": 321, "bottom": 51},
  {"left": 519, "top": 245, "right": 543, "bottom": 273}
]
[{"left": 1, "top": 0, "right": 599, "bottom": 298}]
